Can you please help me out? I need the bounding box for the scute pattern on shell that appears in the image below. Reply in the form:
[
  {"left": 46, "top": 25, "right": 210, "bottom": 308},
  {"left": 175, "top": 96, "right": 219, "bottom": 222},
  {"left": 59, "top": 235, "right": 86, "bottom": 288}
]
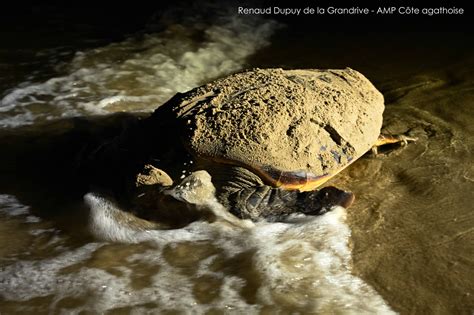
[{"left": 171, "top": 68, "right": 384, "bottom": 179}]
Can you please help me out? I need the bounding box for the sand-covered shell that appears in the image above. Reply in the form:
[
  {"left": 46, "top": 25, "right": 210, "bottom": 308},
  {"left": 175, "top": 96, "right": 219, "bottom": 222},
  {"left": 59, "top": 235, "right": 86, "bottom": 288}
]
[{"left": 166, "top": 68, "right": 384, "bottom": 189}]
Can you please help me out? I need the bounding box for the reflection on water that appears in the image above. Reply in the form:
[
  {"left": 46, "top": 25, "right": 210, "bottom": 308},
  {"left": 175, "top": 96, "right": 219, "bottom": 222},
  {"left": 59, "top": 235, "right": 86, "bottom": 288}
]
[{"left": 0, "top": 4, "right": 473, "bottom": 314}]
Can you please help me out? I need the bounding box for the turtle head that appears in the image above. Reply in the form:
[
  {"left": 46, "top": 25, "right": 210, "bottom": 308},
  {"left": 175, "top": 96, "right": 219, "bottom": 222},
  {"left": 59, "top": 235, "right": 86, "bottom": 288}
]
[{"left": 300, "top": 186, "right": 355, "bottom": 215}]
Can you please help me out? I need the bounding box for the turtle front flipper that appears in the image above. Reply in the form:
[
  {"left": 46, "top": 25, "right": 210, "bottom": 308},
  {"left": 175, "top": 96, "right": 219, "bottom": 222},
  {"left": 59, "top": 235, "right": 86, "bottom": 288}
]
[
  {"left": 227, "top": 185, "right": 355, "bottom": 221},
  {"left": 371, "top": 134, "right": 417, "bottom": 155}
]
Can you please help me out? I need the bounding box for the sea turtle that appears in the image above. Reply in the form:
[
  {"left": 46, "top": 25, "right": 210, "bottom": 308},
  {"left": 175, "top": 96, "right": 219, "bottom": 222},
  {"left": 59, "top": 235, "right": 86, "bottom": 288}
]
[{"left": 85, "top": 68, "right": 414, "bottom": 223}]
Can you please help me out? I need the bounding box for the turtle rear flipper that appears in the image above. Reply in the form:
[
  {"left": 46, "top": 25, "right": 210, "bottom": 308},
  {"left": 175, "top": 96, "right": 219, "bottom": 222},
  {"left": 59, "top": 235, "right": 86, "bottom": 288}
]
[
  {"left": 227, "top": 185, "right": 355, "bottom": 221},
  {"left": 371, "top": 134, "right": 418, "bottom": 155}
]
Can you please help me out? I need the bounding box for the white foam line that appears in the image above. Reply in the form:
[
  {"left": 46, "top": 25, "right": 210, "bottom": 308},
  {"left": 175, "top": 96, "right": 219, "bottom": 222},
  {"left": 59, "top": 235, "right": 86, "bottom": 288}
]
[
  {"left": 0, "top": 194, "right": 31, "bottom": 216},
  {"left": 81, "top": 190, "right": 395, "bottom": 313}
]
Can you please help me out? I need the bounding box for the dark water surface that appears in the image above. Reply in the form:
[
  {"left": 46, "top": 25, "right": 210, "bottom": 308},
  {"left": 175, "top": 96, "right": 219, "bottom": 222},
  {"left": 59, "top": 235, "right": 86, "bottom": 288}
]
[{"left": 0, "top": 3, "right": 473, "bottom": 314}]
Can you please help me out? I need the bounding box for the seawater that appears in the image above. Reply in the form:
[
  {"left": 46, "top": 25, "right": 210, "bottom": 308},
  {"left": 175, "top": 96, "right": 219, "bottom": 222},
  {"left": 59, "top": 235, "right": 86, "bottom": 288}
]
[
  {"left": 0, "top": 4, "right": 278, "bottom": 127},
  {"left": 0, "top": 4, "right": 395, "bottom": 313},
  {"left": 0, "top": 192, "right": 394, "bottom": 314}
]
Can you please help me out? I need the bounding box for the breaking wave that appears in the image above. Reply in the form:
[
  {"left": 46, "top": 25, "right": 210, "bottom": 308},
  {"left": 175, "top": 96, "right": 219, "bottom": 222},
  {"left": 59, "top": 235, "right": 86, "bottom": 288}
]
[
  {"left": 0, "top": 191, "right": 395, "bottom": 314},
  {"left": 0, "top": 4, "right": 280, "bottom": 127}
]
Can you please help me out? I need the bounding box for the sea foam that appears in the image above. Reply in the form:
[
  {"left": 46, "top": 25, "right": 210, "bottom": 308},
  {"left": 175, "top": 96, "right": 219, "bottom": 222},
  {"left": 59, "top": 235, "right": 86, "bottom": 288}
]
[
  {"left": 0, "top": 188, "right": 395, "bottom": 314},
  {"left": 0, "top": 6, "right": 279, "bottom": 127}
]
